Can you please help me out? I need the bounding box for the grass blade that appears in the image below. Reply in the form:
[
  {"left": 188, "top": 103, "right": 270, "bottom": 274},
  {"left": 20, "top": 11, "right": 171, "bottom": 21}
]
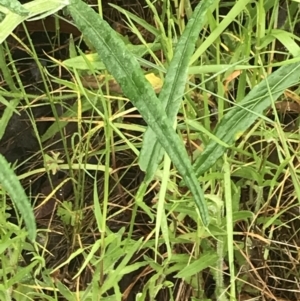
[
  {"left": 67, "top": 0, "right": 209, "bottom": 225},
  {"left": 0, "top": 154, "right": 36, "bottom": 241},
  {"left": 0, "top": 0, "right": 69, "bottom": 43},
  {"left": 193, "top": 62, "right": 300, "bottom": 177}
]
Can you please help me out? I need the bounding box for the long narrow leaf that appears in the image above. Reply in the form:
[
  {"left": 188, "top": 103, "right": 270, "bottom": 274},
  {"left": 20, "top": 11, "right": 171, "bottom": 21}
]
[
  {"left": 67, "top": 0, "right": 209, "bottom": 225},
  {"left": 193, "top": 62, "right": 300, "bottom": 177},
  {"left": 138, "top": 0, "right": 216, "bottom": 182},
  {"left": 0, "top": 0, "right": 69, "bottom": 43},
  {"left": 0, "top": 154, "right": 36, "bottom": 241}
]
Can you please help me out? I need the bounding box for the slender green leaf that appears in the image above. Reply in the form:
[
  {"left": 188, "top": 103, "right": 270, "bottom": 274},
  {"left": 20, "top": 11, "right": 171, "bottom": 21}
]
[
  {"left": 188, "top": 64, "right": 260, "bottom": 74},
  {"left": 190, "top": 0, "right": 252, "bottom": 65},
  {"left": 270, "top": 29, "right": 300, "bottom": 57},
  {"left": 229, "top": 211, "right": 254, "bottom": 223},
  {"left": 194, "top": 62, "right": 300, "bottom": 177},
  {"left": 138, "top": 0, "right": 216, "bottom": 185},
  {"left": 73, "top": 239, "right": 102, "bottom": 279},
  {"left": 175, "top": 252, "right": 219, "bottom": 278},
  {"left": 0, "top": 97, "right": 20, "bottom": 140},
  {"left": 67, "top": 0, "right": 209, "bottom": 225},
  {"left": 0, "top": 232, "right": 26, "bottom": 254},
  {"left": 99, "top": 239, "right": 143, "bottom": 295},
  {"left": 109, "top": 3, "right": 160, "bottom": 37},
  {"left": 0, "top": 0, "right": 69, "bottom": 43},
  {"left": 7, "top": 261, "right": 38, "bottom": 287},
  {"left": 63, "top": 43, "right": 162, "bottom": 70},
  {"left": 55, "top": 281, "right": 74, "bottom": 300},
  {"left": 224, "top": 154, "right": 236, "bottom": 299},
  {"left": 0, "top": 154, "right": 36, "bottom": 241}
]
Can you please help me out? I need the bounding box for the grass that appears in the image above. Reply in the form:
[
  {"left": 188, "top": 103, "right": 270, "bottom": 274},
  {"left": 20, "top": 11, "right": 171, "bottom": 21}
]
[{"left": 0, "top": 0, "right": 300, "bottom": 300}]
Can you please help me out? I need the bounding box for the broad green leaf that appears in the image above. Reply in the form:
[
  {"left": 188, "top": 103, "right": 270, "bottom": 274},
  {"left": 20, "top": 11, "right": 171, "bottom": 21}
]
[
  {"left": 0, "top": 0, "right": 29, "bottom": 16},
  {"left": 0, "top": 154, "right": 36, "bottom": 241},
  {"left": 138, "top": 0, "right": 216, "bottom": 184},
  {"left": 67, "top": 0, "right": 209, "bottom": 225},
  {"left": 193, "top": 62, "right": 300, "bottom": 177}
]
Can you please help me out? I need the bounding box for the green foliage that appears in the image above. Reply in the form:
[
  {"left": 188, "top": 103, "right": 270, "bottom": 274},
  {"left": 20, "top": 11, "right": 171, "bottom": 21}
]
[
  {"left": 138, "top": 0, "right": 215, "bottom": 181},
  {"left": 67, "top": 0, "right": 210, "bottom": 226},
  {"left": 0, "top": 154, "right": 36, "bottom": 240},
  {"left": 57, "top": 201, "right": 76, "bottom": 226},
  {"left": 0, "top": 0, "right": 69, "bottom": 43},
  {"left": 194, "top": 62, "right": 300, "bottom": 176},
  {"left": 175, "top": 252, "right": 219, "bottom": 278},
  {"left": 0, "top": 0, "right": 300, "bottom": 299},
  {"left": 63, "top": 42, "right": 162, "bottom": 70},
  {"left": 0, "top": 0, "right": 71, "bottom": 245},
  {"left": 0, "top": 0, "right": 29, "bottom": 16},
  {"left": 0, "top": 209, "right": 42, "bottom": 300}
]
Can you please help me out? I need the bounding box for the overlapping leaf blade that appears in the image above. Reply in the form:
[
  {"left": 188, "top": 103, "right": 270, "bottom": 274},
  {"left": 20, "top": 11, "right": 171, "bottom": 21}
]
[
  {"left": 67, "top": 0, "right": 209, "bottom": 225},
  {"left": 193, "top": 62, "right": 300, "bottom": 177},
  {"left": 0, "top": 0, "right": 69, "bottom": 43},
  {"left": 0, "top": 154, "right": 36, "bottom": 241},
  {"left": 138, "top": 0, "right": 215, "bottom": 183}
]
